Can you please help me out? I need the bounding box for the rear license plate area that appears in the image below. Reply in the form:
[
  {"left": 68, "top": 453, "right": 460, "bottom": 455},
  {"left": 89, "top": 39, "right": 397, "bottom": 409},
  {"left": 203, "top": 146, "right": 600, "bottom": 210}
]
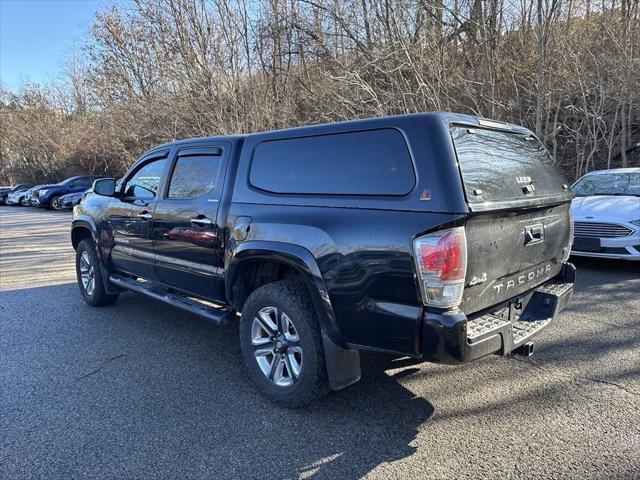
[
  {"left": 573, "top": 236, "right": 601, "bottom": 252},
  {"left": 509, "top": 292, "right": 534, "bottom": 321},
  {"left": 492, "top": 294, "right": 532, "bottom": 323}
]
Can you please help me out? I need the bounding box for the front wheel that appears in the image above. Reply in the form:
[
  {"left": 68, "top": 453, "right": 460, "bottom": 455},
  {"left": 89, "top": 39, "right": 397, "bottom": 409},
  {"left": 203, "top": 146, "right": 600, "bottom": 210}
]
[
  {"left": 75, "top": 239, "right": 119, "bottom": 307},
  {"left": 239, "top": 281, "right": 329, "bottom": 407},
  {"left": 50, "top": 196, "right": 62, "bottom": 210}
]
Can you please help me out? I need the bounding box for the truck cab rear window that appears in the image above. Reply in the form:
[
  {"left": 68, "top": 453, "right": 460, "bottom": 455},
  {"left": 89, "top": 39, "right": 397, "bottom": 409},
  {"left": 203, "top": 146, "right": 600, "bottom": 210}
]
[
  {"left": 451, "top": 126, "right": 568, "bottom": 204},
  {"left": 249, "top": 129, "right": 415, "bottom": 195}
]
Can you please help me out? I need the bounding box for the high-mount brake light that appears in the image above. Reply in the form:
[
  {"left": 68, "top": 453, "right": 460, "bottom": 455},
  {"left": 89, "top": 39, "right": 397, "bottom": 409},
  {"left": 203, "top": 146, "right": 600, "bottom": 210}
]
[
  {"left": 477, "top": 119, "right": 512, "bottom": 130},
  {"left": 413, "top": 227, "right": 467, "bottom": 308}
]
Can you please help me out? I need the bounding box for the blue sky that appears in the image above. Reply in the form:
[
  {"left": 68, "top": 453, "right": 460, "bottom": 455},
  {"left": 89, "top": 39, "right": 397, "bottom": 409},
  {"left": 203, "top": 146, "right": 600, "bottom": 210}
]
[{"left": 0, "top": 0, "right": 113, "bottom": 89}]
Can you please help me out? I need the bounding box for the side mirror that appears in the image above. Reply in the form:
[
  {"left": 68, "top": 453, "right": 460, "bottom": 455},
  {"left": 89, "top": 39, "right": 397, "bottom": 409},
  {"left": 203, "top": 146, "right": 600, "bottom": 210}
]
[{"left": 93, "top": 178, "right": 116, "bottom": 197}]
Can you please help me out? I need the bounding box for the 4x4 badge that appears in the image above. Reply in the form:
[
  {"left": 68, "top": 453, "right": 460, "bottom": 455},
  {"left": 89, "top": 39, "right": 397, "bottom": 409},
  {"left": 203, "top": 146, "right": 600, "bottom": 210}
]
[{"left": 468, "top": 272, "right": 487, "bottom": 286}]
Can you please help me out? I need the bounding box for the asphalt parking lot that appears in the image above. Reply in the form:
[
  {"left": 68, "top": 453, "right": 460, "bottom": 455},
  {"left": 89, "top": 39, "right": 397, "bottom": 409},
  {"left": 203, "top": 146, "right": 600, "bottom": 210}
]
[{"left": 1, "top": 205, "right": 639, "bottom": 479}]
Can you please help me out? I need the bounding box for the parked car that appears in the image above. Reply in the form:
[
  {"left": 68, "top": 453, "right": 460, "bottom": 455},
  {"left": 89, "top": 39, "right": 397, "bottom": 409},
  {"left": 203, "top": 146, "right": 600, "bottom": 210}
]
[
  {"left": 18, "top": 185, "right": 45, "bottom": 206},
  {"left": 56, "top": 188, "right": 91, "bottom": 209},
  {"left": 2, "top": 183, "right": 34, "bottom": 205},
  {"left": 0, "top": 186, "right": 10, "bottom": 203},
  {"left": 34, "top": 175, "right": 106, "bottom": 210},
  {"left": 71, "top": 112, "right": 575, "bottom": 406},
  {"left": 571, "top": 168, "right": 640, "bottom": 260}
]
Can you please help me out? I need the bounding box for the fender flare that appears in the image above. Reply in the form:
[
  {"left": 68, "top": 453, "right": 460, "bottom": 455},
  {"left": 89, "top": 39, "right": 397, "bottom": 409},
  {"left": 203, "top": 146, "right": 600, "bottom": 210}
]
[
  {"left": 226, "top": 240, "right": 340, "bottom": 340},
  {"left": 71, "top": 216, "right": 98, "bottom": 246},
  {"left": 71, "top": 216, "right": 121, "bottom": 295}
]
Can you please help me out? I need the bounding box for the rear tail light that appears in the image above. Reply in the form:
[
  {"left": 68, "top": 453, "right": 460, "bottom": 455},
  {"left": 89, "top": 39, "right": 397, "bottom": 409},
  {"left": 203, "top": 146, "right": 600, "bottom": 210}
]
[{"left": 413, "top": 227, "right": 467, "bottom": 308}]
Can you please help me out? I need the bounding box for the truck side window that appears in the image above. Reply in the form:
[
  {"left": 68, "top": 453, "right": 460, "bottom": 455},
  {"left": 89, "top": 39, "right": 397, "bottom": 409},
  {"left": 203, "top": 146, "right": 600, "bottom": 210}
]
[
  {"left": 249, "top": 128, "right": 415, "bottom": 196},
  {"left": 167, "top": 155, "right": 221, "bottom": 199},
  {"left": 71, "top": 179, "right": 91, "bottom": 189},
  {"left": 124, "top": 157, "right": 167, "bottom": 199}
]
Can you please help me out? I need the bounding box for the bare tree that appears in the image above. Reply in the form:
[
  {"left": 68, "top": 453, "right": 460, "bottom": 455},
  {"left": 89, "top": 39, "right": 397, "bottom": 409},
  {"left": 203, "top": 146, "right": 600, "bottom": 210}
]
[{"left": 1, "top": 0, "right": 638, "bottom": 184}]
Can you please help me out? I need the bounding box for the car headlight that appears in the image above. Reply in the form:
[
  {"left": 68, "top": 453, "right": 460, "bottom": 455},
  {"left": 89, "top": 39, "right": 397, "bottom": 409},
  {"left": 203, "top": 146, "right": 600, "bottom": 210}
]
[
  {"left": 631, "top": 219, "right": 640, "bottom": 227},
  {"left": 39, "top": 189, "right": 48, "bottom": 196}
]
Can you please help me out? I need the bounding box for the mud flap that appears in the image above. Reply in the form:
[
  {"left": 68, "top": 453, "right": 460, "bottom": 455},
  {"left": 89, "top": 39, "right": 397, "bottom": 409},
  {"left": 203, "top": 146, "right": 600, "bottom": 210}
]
[
  {"left": 101, "top": 264, "right": 123, "bottom": 295},
  {"left": 322, "top": 331, "right": 361, "bottom": 390}
]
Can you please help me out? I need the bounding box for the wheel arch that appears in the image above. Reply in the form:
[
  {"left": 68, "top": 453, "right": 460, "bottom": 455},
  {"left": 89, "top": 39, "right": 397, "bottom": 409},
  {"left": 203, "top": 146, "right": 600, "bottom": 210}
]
[
  {"left": 226, "top": 241, "right": 341, "bottom": 342},
  {"left": 71, "top": 216, "right": 122, "bottom": 296},
  {"left": 228, "top": 241, "right": 361, "bottom": 391},
  {"left": 71, "top": 217, "right": 97, "bottom": 249}
]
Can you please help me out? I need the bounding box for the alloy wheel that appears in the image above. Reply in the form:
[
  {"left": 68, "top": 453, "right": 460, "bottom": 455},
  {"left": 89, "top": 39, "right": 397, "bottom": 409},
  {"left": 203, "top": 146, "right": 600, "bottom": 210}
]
[
  {"left": 251, "top": 306, "right": 303, "bottom": 387},
  {"left": 79, "top": 250, "right": 95, "bottom": 296}
]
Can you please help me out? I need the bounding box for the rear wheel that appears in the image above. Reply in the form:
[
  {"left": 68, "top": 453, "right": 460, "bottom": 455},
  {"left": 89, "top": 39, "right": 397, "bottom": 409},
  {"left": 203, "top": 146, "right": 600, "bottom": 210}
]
[
  {"left": 239, "top": 280, "right": 328, "bottom": 407},
  {"left": 75, "top": 239, "right": 119, "bottom": 307}
]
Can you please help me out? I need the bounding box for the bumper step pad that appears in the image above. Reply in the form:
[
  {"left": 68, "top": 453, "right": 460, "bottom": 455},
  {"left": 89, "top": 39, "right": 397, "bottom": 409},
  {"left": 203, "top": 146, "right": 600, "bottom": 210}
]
[
  {"left": 467, "top": 315, "right": 510, "bottom": 344},
  {"left": 535, "top": 280, "right": 573, "bottom": 297},
  {"left": 465, "top": 278, "right": 574, "bottom": 355},
  {"left": 512, "top": 318, "right": 551, "bottom": 344}
]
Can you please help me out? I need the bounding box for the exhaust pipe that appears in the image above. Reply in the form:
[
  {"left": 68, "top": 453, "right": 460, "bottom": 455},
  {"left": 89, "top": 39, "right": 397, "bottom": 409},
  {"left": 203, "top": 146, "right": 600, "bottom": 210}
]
[{"left": 514, "top": 341, "right": 534, "bottom": 357}]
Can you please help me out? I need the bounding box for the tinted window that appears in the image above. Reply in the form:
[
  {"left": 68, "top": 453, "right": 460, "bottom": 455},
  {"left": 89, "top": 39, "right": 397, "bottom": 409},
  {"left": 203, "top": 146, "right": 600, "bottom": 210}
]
[
  {"left": 124, "top": 157, "right": 167, "bottom": 199},
  {"left": 250, "top": 129, "right": 415, "bottom": 195},
  {"left": 70, "top": 179, "right": 91, "bottom": 188},
  {"left": 168, "top": 155, "right": 221, "bottom": 198},
  {"left": 451, "top": 126, "right": 569, "bottom": 203}
]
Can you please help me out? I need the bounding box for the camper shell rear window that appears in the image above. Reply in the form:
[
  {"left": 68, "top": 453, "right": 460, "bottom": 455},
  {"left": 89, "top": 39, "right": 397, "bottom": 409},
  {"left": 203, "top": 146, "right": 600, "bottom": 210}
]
[{"left": 451, "top": 126, "right": 569, "bottom": 204}]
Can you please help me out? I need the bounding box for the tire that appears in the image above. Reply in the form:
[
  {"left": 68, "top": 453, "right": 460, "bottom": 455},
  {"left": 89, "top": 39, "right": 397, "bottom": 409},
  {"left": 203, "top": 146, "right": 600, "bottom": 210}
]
[
  {"left": 75, "top": 239, "right": 119, "bottom": 307},
  {"left": 239, "top": 280, "right": 329, "bottom": 407},
  {"left": 49, "top": 196, "right": 61, "bottom": 210}
]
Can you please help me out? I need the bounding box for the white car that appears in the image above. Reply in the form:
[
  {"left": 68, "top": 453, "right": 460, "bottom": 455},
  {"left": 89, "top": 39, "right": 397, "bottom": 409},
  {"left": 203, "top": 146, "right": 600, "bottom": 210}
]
[
  {"left": 6, "top": 186, "right": 33, "bottom": 205},
  {"left": 570, "top": 168, "right": 640, "bottom": 260}
]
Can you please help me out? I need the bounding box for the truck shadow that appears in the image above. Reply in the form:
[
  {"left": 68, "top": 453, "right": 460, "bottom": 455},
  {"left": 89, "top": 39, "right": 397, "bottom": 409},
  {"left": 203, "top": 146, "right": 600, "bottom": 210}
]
[
  {"left": 272, "top": 353, "right": 434, "bottom": 479},
  {"left": 1, "top": 283, "right": 433, "bottom": 479},
  {"left": 569, "top": 257, "right": 640, "bottom": 284}
]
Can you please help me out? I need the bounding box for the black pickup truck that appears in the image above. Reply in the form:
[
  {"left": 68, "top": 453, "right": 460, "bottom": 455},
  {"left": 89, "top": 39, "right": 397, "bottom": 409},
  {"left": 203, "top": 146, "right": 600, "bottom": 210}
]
[{"left": 71, "top": 112, "right": 575, "bottom": 406}]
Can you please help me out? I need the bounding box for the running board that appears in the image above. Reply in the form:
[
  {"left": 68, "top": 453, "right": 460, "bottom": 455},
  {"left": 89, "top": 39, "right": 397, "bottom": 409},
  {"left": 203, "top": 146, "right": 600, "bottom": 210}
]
[{"left": 109, "top": 274, "right": 234, "bottom": 325}]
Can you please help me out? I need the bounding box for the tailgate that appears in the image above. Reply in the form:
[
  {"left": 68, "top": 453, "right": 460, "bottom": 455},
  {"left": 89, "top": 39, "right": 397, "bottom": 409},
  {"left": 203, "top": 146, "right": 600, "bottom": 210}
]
[
  {"left": 461, "top": 204, "right": 571, "bottom": 314},
  {"left": 450, "top": 124, "right": 573, "bottom": 315}
]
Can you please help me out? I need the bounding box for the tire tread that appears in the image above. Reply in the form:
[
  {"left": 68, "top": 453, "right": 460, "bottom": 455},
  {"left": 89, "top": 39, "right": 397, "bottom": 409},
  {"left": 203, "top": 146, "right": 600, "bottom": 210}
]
[
  {"left": 240, "top": 280, "right": 328, "bottom": 407},
  {"left": 76, "top": 239, "right": 119, "bottom": 307}
]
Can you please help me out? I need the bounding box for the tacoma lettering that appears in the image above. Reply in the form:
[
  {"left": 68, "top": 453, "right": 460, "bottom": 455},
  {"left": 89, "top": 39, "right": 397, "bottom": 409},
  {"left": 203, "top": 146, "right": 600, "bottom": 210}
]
[{"left": 492, "top": 264, "right": 552, "bottom": 294}]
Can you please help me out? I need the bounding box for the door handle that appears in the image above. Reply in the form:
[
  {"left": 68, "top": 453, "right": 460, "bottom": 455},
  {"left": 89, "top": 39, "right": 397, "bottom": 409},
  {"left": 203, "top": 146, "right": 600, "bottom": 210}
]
[
  {"left": 137, "top": 212, "right": 153, "bottom": 220},
  {"left": 191, "top": 216, "right": 213, "bottom": 227}
]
